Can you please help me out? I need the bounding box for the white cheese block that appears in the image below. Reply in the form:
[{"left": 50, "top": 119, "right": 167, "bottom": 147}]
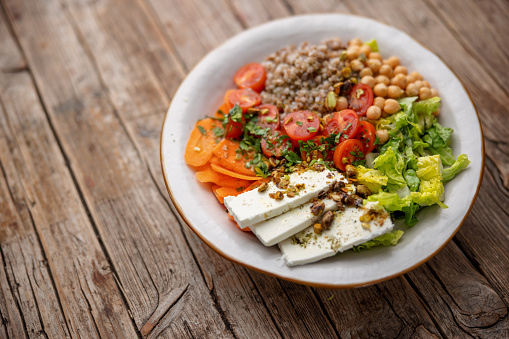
[
  {"left": 224, "top": 169, "right": 344, "bottom": 229},
  {"left": 250, "top": 198, "right": 338, "bottom": 246},
  {"left": 278, "top": 202, "right": 394, "bottom": 266}
]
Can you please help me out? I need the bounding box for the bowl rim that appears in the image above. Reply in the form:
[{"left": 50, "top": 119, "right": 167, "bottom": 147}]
[{"left": 160, "top": 13, "right": 485, "bottom": 288}]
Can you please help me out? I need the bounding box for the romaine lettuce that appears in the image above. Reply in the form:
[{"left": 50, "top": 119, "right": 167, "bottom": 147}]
[
  {"left": 353, "top": 230, "right": 404, "bottom": 252},
  {"left": 443, "top": 154, "right": 470, "bottom": 182},
  {"left": 410, "top": 177, "right": 447, "bottom": 208},
  {"left": 415, "top": 155, "right": 442, "bottom": 180},
  {"left": 356, "top": 166, "right": 388, "bottom": 192},
  {"left": 366, "top": 191, "right": 411, "bottom": 212}
]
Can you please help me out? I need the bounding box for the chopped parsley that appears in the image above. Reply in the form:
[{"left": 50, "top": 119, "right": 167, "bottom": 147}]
[
  {"left": 296, "top": 121, "right": 303, "bottom": 126},
  {"left": 197, "top": 125, "right": 207, "bottom": 136}
]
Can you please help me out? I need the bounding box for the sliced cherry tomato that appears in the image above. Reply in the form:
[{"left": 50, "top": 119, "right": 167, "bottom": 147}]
[
  {"left": 333, "top": 139, "right": 365, "bottom": 172},
  {"left": 348, "top": 83, "right": 374, "bottom": 116},
  {"left": 299, "top": 135, "right": 334, "bottom": 162},
  {"left": 323, "top": 109, "right": 360, "bottom": 143},
  {"left": 282, "top": 111, "right": 320, "bottom": 141},
  {"left": 234, "top": 63, "right": 267, "bottom": 93},
  {"left": 261, "top": 129, "right": 294, "bottom": 158},
  {"left": 357, "top": 121, "right": 377, "bottom": 154},
  {"left": 224, "top": 115, "right": 244, "bottom": 139},
  {"left": 256, "top": 104, "right": 280, "bottom": 131},
  {"left": 225, "top": 89, "right": 261, "bottom": 112}
]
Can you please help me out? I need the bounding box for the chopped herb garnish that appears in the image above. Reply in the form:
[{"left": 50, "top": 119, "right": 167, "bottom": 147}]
[
  {"left": 374, "top": 136, "right": 381, "bottom": 145},
  {"left": 212, "top": 127, "right": 224, "bottom": 137},
  {"left": 296, "top": 121, "right": 303, "bottom": 127},
  {"left": 197, "top": 125, "right": 207, "bottom": 136},
  {"left": 307, "top": 127, "right": 317, "bottom": 133},
  {"left": 229, "top": 104, "right": 243, "bottom": 123}
]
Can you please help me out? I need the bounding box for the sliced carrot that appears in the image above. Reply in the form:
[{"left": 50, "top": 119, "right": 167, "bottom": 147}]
[
  {"left": 228, "top": 213, "right": 251, "bottom": 232},
  {"left": 211, "top": 185, "right": 224, "bottom": 204},
  {"left": 196, "top": 164, "right": 250, "bottom": 190},
  {"left": 212, "top": 139, "right": 257, "bottom": 176},
  {"left": 209, "top": 156, "right": 220, "bottom": 166},
  {"left": 215, "top": 103, "right": 230, "bottom": 118},
  {"left": 185, "top": 119, "right": 219, "bottom": 166},
  {"left": 211, "top": 163, "right": 261, "bottom": 181}
]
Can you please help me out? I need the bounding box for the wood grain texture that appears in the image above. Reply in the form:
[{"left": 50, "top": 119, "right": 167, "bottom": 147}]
[
  {"left": 2, "top": 0, "right": 232, "bottom": 337},
  {"left": 0, "top": 72, "right": 136, "bottom": 338},
  {"left": 0, "top": 6, "right": 25, "bottom": 72}
]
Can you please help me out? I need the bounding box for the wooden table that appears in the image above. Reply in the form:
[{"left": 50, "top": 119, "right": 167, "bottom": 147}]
[{"left": 0, "top": 0, "right": 507, "bottom": 338}]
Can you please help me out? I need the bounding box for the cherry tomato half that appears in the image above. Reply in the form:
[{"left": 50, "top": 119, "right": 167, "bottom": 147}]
[
  {"left": 357, "top": 121, "right": 377, "bottom": 154},
  {"left": 261, "top": 129, "right": 294, "bottom": 158},
  {"left": 323, "top": 109, "right": 360, "bottom": 143},
  {"left": 225, "top": 89, "right": 261, "bottom": 112},
  {"left": 282, "top": 111, "right": 320, "bottom": 141},
  {"left": 300, "top": 135, "right": 334, "bottom": 162},
  {"left": 224, "top": 115, "right": 244, "bottom": 139},
  {"left": 348, "top": 83, "right": 374, "bottom": 116},
  {"left": 234, "top": 63, "right": 267, "bottom": 93},
  {"left": 333, "top": 139, "right": 365, "bottom": 172},
  {"left": 256, "top": 104, "right": 280, "bottom": 131}
]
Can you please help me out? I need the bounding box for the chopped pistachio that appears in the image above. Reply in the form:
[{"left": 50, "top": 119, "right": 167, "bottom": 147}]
[{"left": 325, "top": 91, "right": 337, "bottom": 110}]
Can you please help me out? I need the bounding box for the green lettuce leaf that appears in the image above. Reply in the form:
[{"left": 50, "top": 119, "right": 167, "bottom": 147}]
[
  {"left": 410, "top": 177, "right": 447, "bottom": 208},
  {"left": 373, "top": 146, "right": 407, "bottom": 192},
  {"left": 356, "top": 166, "right": 388, "bottom": 192},
  {"left": 403, "top": 169, "right": 420, "bottom": 192},
  {"left": 353, "top": 230, "right": 404, "bottom": 252},
  {"left": 443, "top": 154, "right": 470, "bottom": 182},
  {"left": 414, "top": 97, "right": 440, "bottom": 130},
  {"left": 415, "top": 155, "right": 442, "bottom": 181},
  {"left": 428, "top": 146, "right": 456, "bottom": 166},
  {"left": 402, "top": 202, "right": 421, "bottom": 227},
  {"left": 366, "top": 191, "right": 412, "bottom": 212}
]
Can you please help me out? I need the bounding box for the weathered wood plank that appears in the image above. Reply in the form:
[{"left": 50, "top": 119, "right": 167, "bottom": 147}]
[
  {"left": 0, "top": 6, "right": 25, "bottom": 72},
  {"left": 2, "top": 0, "right": 233, "bottom": 337},
  {"left": 227, "top": 0, "right": 289, "bottom": 27},
  {"left": 407, "top": 243, "right": 509, "bottom": 338},
  {"left": 0, "top": 72, "right": 137, "bottom": 338},
  {"left": 146, "top": 0, "right": 244, "bottom": 69},
  {"left": 425, "top": 0, "right": 509, "bottom": 90}
]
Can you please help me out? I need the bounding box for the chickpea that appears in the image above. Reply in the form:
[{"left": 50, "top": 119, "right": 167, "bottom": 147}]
[
  {"left": 384, "top": 99, "right": 401, "bottom": 114},
  {"left": 387, "top": 85, "right": 404, "bottom": 99},
  {"left": 373, "top": 83, "right": 388, "bottom": 97},
  {"left": 410, "top": 71, "right": 423, "bottom": 81},
  {"left": 349, "top": 37, "right": 363, "bottom": 46},
  {"left": 432, "top": 107, "right": 440, "bottom": 116},
  {"left": 369, "top": 52, "right": 383, "bottom": 61},
  {"left": 374, "top": 97, "right": 385, "bottom": 110},
  {"left": 393, "top": 65, "right": 408, "bottom": 76},
  {"left": 376, "top": 130, "right": 389, "bottom": 143},
  {"left": 336, "top": 96, "right": 348, "bottom": 110},
  {"left": 375, "top": 75, "right": 390, "bottom": 86},
  {"left": 350, "top": 59, "right": 364, "bottom": 72},
  {"left": 414, "top": 80, "right": 424, "bottom": 90},
  {"left": 366, "top": 105, "right": 382, "bottom": 120},
  {"left": 379, "top": 64, "right": 393, "bottom": 77},
  {"left": 419, "top": 87, "right": 432, "bottom": 100},
  {"left": 422, "top": 80, "right": 430, "bottom": 88},
  {"left": 430, "top": 88, "right": 439, "bottom": 97},
  {"left": 367, "top": 59, "right": 382, "bottom": 74},
  {"left": 346, "top": 46, "right": 360, "bottom": 60},
  {"left": 361, "top": 75, "right": 376, "bottom": 88},
  {"left": 359, "top": 44, "right": 371, "bottom": 57},
  {"left": 360, "top": 67, "right": 373, "bottom": 77},
  {"left": 406, "top": 73, "right": 417, "bottom": 84},
  {"left": 383, "top": 56, "right": 400, "bottom": 69},
  {"left": 405, "top": 83, "right": 419, "bottom": 97},
  {"left": 390, "top": 73, "right": 407, "bottom": 89}
]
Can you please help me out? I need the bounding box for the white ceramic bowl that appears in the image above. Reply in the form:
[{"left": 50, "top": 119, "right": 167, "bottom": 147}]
[{"left": 161, "top": 14, "right": 484, "bottom": 287}]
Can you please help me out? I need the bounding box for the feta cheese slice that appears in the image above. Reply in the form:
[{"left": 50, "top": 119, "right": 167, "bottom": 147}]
[
  {"left": 224, "top": 169, "right": 344, "bottom": 229},
  {"left": 250, "top": 198, "right": 338, "bottom": 246},
  {"left": 279, "top": 202, "right": 394, "bottom": 266}
]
